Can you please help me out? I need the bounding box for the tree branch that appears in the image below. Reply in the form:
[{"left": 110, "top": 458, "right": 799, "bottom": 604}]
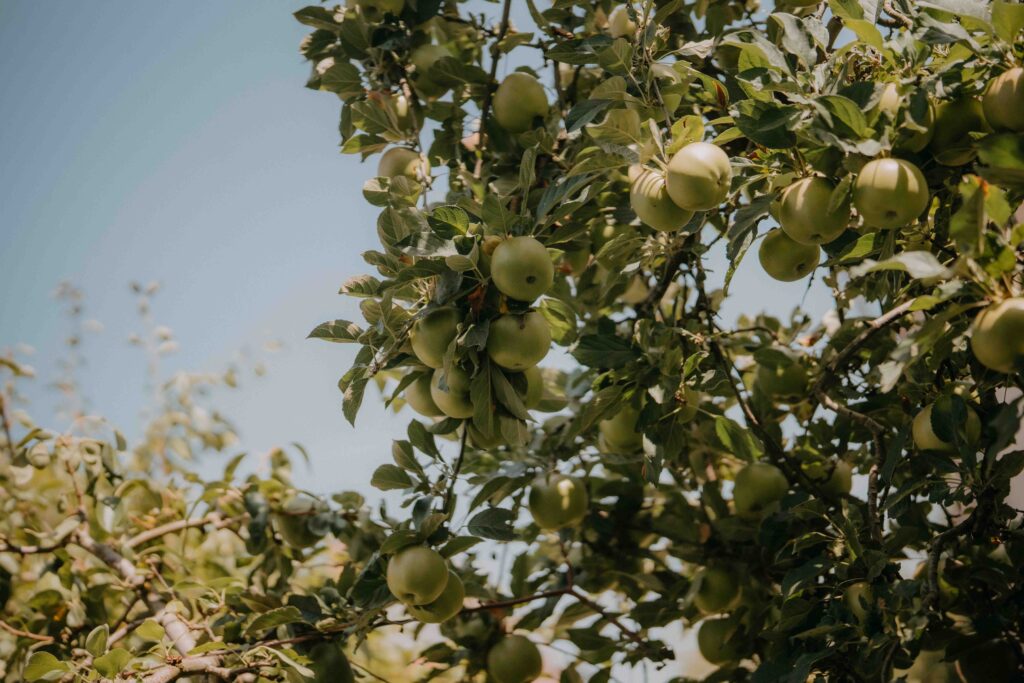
[
  {"left": 473, "top": 0, "right": 513, "bottom": 180},
  {"left": 0, "top": 618, "right": 54, "bottom": 643},
  {"left": 124, "top": 512, "right": 243, "bottom": 550}
]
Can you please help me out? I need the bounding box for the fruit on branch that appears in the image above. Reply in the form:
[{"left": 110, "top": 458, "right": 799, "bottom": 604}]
[
  {"left": 406, "top": 570, "right": 465, "bottom": 623},
  {"left": 410, "top": 307, "right": 460, "bottom": 369},
  {"left": 347, "top": 0, "right": 404, "bottom": 21},
  {"left": 528, "top": 474, "right": 588, "bottom": 530},
  {"left": 591, "top": 222, "right": 627, "bottom": 252},
  {"left": 618, "top": 274, "right": 650, "bottom": 305},
  {"left": 755, "top": 358, "right": 809, "bottom": 401},
  {"left": 665, "top": 141, "right": 732, "bottom": 211},
  {"left": 929, "top": 98, "right": 990, "bottom": 166},
  {"left": 912, "top": 402, "right": 981, "bottom": 452},
  {"left": 490, "top": 236, "right": 554, "bottom": 302},
  {"left": 876, "top": 83, "right": 934, "bottom": 153},
  {"left": 309, "top": 642, "right": 355, "bottom": 683},
  {"left": 410, "top": 44, "right": 452, "bottom": 98},
  {"left": 982, "top": 67, "right": 1024, "bottom": 132},
  {"left": 519, "top": 365, "right": 544, "bottom": 409},
  {"left": 694, "top": 567, "right": 741, "bottom": 614},
  {"left": 630, "top": 167, "right": 694, "bottom": 232},
  {"left": 273, "top": 494, "right": 322, "bottom": 548},
  {"left": 493, "top": 72, "right": 549, "bottom": 134},
  {"left": 677, "top": 386, "right": 701, "bottom": 423},
  {"left": 599, "top": 402, "right": 643, "bottom": 451},
  {"left": 430, "top": 366, "right": 475, "bottom": 419},
  {"left": 697, "top": 617, "right": 740, "bottom": 665},
  {"left": 778, "top": 176, "right": 850, "bottom": 245},
  {"left": 954, "top": 640, "right": 1020, "bottom": 683},
  {"left": 487, "top": 634, "right": 543, "bottom": 683},
  {"left": 386, "top": 545, "right": 449, "bottom": 605},
  {"left": 843, "top": 581, "right": 873, "bottom": 622},
  {"left": 970, "top": 297, "right": 1024, "bottom": 373},
  {"left": 820, "top": 460, "right": 852, "bottom": 497},
  {"left": 406, "top": 373, "right": 444, "bottom": 417},
  {"left": 852, "top": 158, "right": 929, "bottom": 229},
  {"left": 377, "top": 146, "right": 423, "bottom": 180},
  {"left": 607, "top": 6, "right": 637, "bottom": 38},
  {"left": 758, "top": 229, "right": 820, "bottom": 282},
  {"left": 733, "top": 462, "right": 789, "bottom": 516},
  {"left": 487, "top": 312, "right": 552, "bottom": 370}
]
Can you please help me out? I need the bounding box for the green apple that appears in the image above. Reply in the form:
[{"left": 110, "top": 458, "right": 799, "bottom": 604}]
[
  {"left": 911, "top": 402, "right": 981, "bottom": 452},
  {"left": 758, "top": 229, "right": 820, "bottom": 282},
  {"left": 599, "top": 403, "right": 642, "bottom": 451},
  {"left": 409, "top": 307, "right": 460, "bottom": 369},
  {"left": 486, "top": 312, "right": 551, "bottom": 371},
  {"left": 778, "top": 177, "right": 850, "bottom": 245},
  {"left": 697, "top": 617, "right": 739, "bottom": 665},
  {"left": 844, "top": 581, "right": 873, "bottom": 622},
  {"left": 929, "top": 98, "right": 990, "bottom": 166},
  {"left": 406, "top": 570, "right": 465, "bottom": 623},
  {"left": 386, "top": 545, "right": 449, "bottom": 605},
  {"left": 630, "top": 167, "right": 694, "bottom": 232},
  {"left": 756, "top": 360, "right": 809, "bottom": 400},
  {"left": 430, "top": 366, "right": 474, "bottom": 419},
  {"left": 528, "top": 474, "right": 588, "bottom": 530},
  {"left": 733, "top": 462, "right": 788, "bottom": 516},
  {"left": 820, "top": 460, "right": 852, "bottom": 497},
  {"left": 955, "top": 640, "right": 1020, "bottom": 683},
  {"left": 607, "top": 5, "right": 636, "bottom": 38},
  {"left": 490, "top": 236, "right": 554, "bottom": 302},
  {"left": 518, "top": 366, "right": 544, "bottom": 409},
  {"left": 377, "top": 146, "right": 423, "bottom": 180},
  {"left": 273, "top": 494, "right": 322, "bottom": 549},
  {"left": 618, "top": 274, "right": 650, "bottom": 305},
  {"left": 562, "top": 243, "right": 591, "bottom": 275},
  {"left": 410, "top": 44, "right": 451, "bottom": 98},
  {"left": 982, "top": 67, "right": 1024, "bottom": 132},
  {"left": 970, "top": 297, "right": 1024, "bottom": 373},
  {"left": 309, "top": 642, "right": 355, "bottom": 683},
  {"left": 406, "top": 373, "right": 444, "bottom": 417},
  {"left": 487, "top": 635, "right": 543, "bottom": 683},
  {"left": 665, "top": 141, "right": 732, "bottom": 211},
  {"left": 876, "top": 83, "right": 934, "bottom": 153},
  {"left": 853, "top": 158, "right": 930, "bottom": 229},
  {"left": 493, "top": 72, "right": 549, "bottom": 134},
  {"left": 694, "top": 567, "right": 741, "bottom": 614}
]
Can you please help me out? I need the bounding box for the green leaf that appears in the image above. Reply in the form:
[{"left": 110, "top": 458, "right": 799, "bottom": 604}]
[
  {"left": 319, "top": 61, "right": 363, "bottom": 101},
  {"left": 667, "top": 115, "right": 704, "bottom": 155},
  {"left": 93, "top": 649, "right": 132, "bottom": 678},
  {"left": 85, "top": 624, "right": 109, "bottom": 658},
  {"left": 246, "top": 606, "right": 304, "bottom": 635},
  {"left": 538, "top": 298, "right": 578, "bottom": 345},
  {"left": 308, "top": 320, "right": 364, "bottom": 343},
  {"left": 24, "top": 652, "right": 70, "bottom": 682},
  {"left": 467, "top": 507, "right": 517, "bottom": 541},
  {"left": 134, "top": 619, "right": 165, "bottom": 642},
  {"left": 734, "top": 100, "right": 799, "bottom": 149},
  {"left": 371, "top": 464, "right": 414, "bottom": 491},
  {"left": 849, "top": 251, "right": 951, "bottom": 280},
  {"left": 380, "top": 529, "right": 420, "bottom": 554},
  {"left": 572, "top": 334, "right": 639, "bottom": 369},
  {"left": 439, "top": 535, "right": 482, "bottom": 558},
  {"left": 977, "top": 133, "right": 1024, "bottom": 192},
  {"left": 714, "top": 415, "right": 762, "bottom": 462},
  {"left": 391, "top": 440, "right": 423, "bottom": 475},
  {"left": 993, "top": 1, "right": 1024, "bottom": 42},
  {"left": 565, "top": 99, "right": 613, "bottom": 133}
]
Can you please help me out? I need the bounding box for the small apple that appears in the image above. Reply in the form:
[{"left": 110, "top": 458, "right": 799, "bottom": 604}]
[
  {"left": 982, "top": 67, "right": 1024, "bottom": 132},
  {"left": 493, "top": 72, "right": 549, "bottom": 134},
  {"left": 665, "top": 141, "right": 732, "bottom": 211},
  {"left": 733, "top": 462, "right": 788, "bottom": 516},
  {"left": 607, "top": 5, "right": 636, "bottom": 38},
  {"left": 487, "top": 312, "right": 551, "bottom": 371},
  {"left": 487, "top": 635, "right": 543, "bottom": 683},
  {"left": 758, "top": 229, "right": 820, "bottom": 282},
  {"left": 273, "top": 494, "right": 322, "bottom": 548},
  {"left": 778, "top": 177, "right": 850, "bottom": 245},
  {"left": 490, "top": 236, "right": 554, "bottom": 302},
  {"left": 820, "top": 460, "right": 852, "bottom": 497},
  {"left": 430, "top": 366, "right": 474, "bottom": 419},
  {"left": 970, "top": 297, "right": 1024, "bottom": 373},
  {"left": 853, "top": 158, "right": 929, "bottom": 229},
  {"left": 406, "top": 570, "right": 465, "bottom": 623},
  {"left": 694, "top": 567, "right": 741, "bottom": 615},
  {"left": 387, "top": 545, "right": 449, "bottom": 605},
  {"left": 410, "top": 44, "right": 451, "bottom": 98},
  {"left": 528, "top": 474, "right": 589, "bottom": 530},
  {"left": 599, "top": 403, "right": 642, "bottom": 451},
  {"left": 929, "top": 98, "right": 990, "bottom": 166},
  {"left": 843, "top": 581, "right": 873, "bottom": 622},
  {"left": 409, "top": 307, "right": 460, "bottom": 369},
  {"left": 955, "top": 640, "right": 1020, "bottom": 683},
  {"left": 697, "top": 617, "right": 740, "bottom": 665},
  {"left": 630, "top": 167, "right": 694, "bottom": 232},
  {"left": 912, "top": 402, "right": 981, "bottom": 453},
  {"left": 756, "top": 360, "right": 809, "bottom": 400},
  {"left": 405, "top": 373, "right": 444, "bottom": 417},
  {"left": 377, "top": 147, "right": 423, "bottom": 181}
]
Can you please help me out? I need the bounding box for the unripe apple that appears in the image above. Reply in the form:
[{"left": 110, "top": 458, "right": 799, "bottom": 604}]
[
  {"left": 778, "top": 177, "right": 850, "bottom": 245},
  {"left": 970, "top": 297, "right": 1024, "bottom": 373},
  {"left": 733, "top": 462, "right": 788, "bottom": 516},
  {"left": 430, "top": 366, "right": 474, "bottom": 419},
  {"left": 982, "top": 67, "right": 1024, "bottom": 132},
  {"left": 490, "top": 236, "right": 554, "bottom": 302},
  {"left": 876, "top": 83, "right": 934, "bottom": 153},
  {"left": 694, "top": 567, "right": 741, "bottom": 614},
  {"left": 409, "top": 307, "right": 460, "bottom": 369},
  {"left": 630, "top": 167, "right": 694, "bottom": 232},
  {"left": 912, "top": 402, "right": 981, "bottom": 452},
  {"left": 758, "top": 229, "right": 820, "bottom": 282},
  {"left": 843, "top": 581, "right": 873, "bottom": 622},
  {"left": 273, "top": 494, "right": 322, "bottom": 548},
  {"left": 487, "top": 635, "right": 543, "bottom": 683},
  {"left": 377, "top": 147, "right": 423, "bottom": 180},
  {"left": 410, "top": 44, "right": 451, "bottom": 98},
  {"left": 386, "top": 545, "right": 449, "bottom": 605},
  {"left": 520, "top": 366, "right": 544, "bottom": 409},
  {"left": 607, "top": 5, "right": 636, "bottom": 38},
  {"left": 599, "top": 403, "right": 642, "bottom": 451},
  {"left": 528, "top": 474, "right": 588, "bottom": 530},
  {"left": 929, "top": 98, "right": 990, "bottom": 166},
  {"left": 756, "top": 360, "right": 809, "bottom": 400},
  {"left": 406, "top": 570, "right": 465, "bottom": 623},
  {"left": 820, "top": 460, "right": 852, "bottom": 497},
  {"left": 493, "top": 73, "right": 549, "bottom": 134},
  {"left": 853, "top": 158, "right": 929, "bottom": 229},
  {"left": 487, "top": 312, "right": 551, "bottom": 370},
  {"left": 665, "top": 142, "right": 732, "bottom": 211},
  {"left": 405, "top": 373, "right": 444, "bottom": 417},
  {"left": 954, "top": 640, "right": 1020, "bottom": 683},
  {"left": 696, "top": 618, "right": 739, "bottom": 665}
]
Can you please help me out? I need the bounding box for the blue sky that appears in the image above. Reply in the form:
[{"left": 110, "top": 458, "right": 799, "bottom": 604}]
[{"left": 0, "top": 1, "right": 832, "bottom": 495}]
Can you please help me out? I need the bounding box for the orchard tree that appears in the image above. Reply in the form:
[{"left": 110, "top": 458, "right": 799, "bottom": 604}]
[{"left": 4, "top": 1, "right": 1024, "bottom": 682}]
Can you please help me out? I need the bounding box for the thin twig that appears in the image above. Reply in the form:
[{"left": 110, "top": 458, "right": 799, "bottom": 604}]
[
  {"left": 442, "top": 425, "right": 469, "bottom": 516},
  {"left": 0, "top": 618, "right": 54, "bottom": 643},
  {"left": 125, "top": 513, "right": 244, "bottom": 550},
  {"left": 473, "top": 0, "right": 513, "bottom": 179}
]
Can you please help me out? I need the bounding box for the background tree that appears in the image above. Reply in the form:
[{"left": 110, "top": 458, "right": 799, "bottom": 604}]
[{"left": 3, "top": 0, "right": 1024, "bottom": 681}]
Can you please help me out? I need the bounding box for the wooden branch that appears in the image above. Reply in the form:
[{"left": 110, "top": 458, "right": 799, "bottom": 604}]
[
  {"left": 461, "top": 587, "right": 571, "bottom": 613},
  {"left": 442, "top": 426, "right": 469, "bottom": 516},
  {"left": 473, "top": 0, "right": 513, "bottom": 180},
  {"left": 124, "top": 512, "right": 243, "bottom": 550},
  {"left": 0, "top": 618, "right": 54, "bottom": 643}
]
